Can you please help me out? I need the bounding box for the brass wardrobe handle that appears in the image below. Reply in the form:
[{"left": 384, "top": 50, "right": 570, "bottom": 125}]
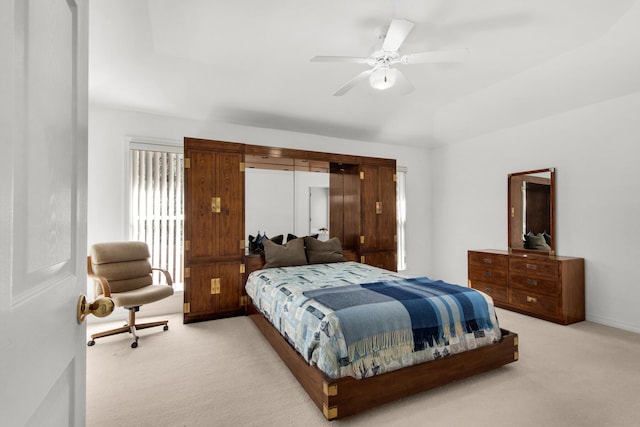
[
  {"left": 211, "top": 197, "right": 221, "bottom": 213},
  {"left": 211, "top": 278, "right": 221, "bottom": 294}
]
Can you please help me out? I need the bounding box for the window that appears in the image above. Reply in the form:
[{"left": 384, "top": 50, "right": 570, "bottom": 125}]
[
  {"left": 396, "top": 167, "right": 407, "bottom": 271},
  {"left": 128, "top": 139, "right": 184, "bottom": 290}
]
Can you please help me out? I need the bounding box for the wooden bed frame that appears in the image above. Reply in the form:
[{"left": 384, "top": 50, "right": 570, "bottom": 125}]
[{"left": 247, "top": 303, "right": 519, "bottom": 420}]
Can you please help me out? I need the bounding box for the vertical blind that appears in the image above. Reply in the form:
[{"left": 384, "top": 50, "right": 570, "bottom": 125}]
[
  {"left": 396, "top": 168, "right": 407, "bottom": 271},
  {"left": 130, "top": 148, "right": 184, "bottom": 290}
]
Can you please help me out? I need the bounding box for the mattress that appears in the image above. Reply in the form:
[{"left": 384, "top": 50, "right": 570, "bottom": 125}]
[{"left": 245, "top": 262, "right": 502, "bottom": 379}]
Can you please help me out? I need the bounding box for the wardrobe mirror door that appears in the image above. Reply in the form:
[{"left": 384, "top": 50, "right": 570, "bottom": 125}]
[
  {"left": 245, "top": 167, "right": 295, "bottom": 246},
  {"left": 244, "top": 155, "right": 330, "bottom": 250}
]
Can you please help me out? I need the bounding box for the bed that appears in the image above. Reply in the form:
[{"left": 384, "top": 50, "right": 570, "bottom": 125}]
[{"left": 246, "top": 258, "right": 518, "bottom": 420}]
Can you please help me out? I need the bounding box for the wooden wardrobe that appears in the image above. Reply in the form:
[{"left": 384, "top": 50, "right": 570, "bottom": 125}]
[
  {"left": 183, "top": 140, "right": 245, "bottom": 323},
  {"left": 183, "top": 137, "right": 398, "bottom": 323}
]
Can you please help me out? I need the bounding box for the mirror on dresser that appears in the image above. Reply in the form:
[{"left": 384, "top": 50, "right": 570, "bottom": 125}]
[{"left": 508, "top": 168, "right": 555, "bottom": 255}]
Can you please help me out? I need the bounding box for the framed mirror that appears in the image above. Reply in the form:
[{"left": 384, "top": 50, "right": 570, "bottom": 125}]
[{"left": 508, "top": 168, "right": 555, "bottom": 255}]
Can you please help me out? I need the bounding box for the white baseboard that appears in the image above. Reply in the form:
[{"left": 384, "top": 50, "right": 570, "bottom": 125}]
[{"left": 586, "top": 313, "right": 640, "bottom": 334}]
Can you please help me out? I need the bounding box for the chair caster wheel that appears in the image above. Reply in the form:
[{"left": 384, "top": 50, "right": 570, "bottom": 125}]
[
  {"left": 87, "top": 340, "right": 95, "bottom": 346},
  {"left": 131, "top": 341, "right": 138, "bottom": 348},
  {"left": 163, "top": 325, "right": 169, "bottom": 331}
]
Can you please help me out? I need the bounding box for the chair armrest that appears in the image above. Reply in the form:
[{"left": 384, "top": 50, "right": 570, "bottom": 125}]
[
  {"left": 87, "top": 256, "right": 112, "bottom": 297},
  {"left": 87, "top": 272, "right": 112, "bottom": 298},
  {"left": 152, "top": 267, "right": 173, "bottom": 287}
]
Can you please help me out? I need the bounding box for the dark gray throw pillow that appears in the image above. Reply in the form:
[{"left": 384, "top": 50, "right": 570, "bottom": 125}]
[
  {"left": 269, "top": 235, "right": 284, "bottom": 245},
  {"left": 263, "top": 238, "right": 308, "bottom": 268},
  {"left": 287, "top": 233, "right": 319, "bottom": 242},
  {"left": 304, "top": 237, "right": 347, "bottom": 264},
  {"left": 524, "top": 233, "right": 551, "bottom": 251}
]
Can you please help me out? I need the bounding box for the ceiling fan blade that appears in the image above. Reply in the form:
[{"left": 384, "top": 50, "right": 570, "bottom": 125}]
[
  {"left": 333, "top": 69, "right": 373, "bottom": 96},
  {"left": 382, "top": 19, "right": 414, "bottom": 52},
  {"left": 311, "top": 56, "right": 373, "bottom": 65},
  {"left": 400, "top": 49, "right": 469, "bottom": 64}
]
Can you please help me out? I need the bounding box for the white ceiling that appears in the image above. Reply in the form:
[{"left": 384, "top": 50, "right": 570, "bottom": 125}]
[{"left": 89, "top": 0, "right": 640, "bottom": 148}]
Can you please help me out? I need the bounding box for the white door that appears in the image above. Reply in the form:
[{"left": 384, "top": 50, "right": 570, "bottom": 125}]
[
  {"left": 309, "top": 187, "right": 329, "bottom": 237},
  {"left": 0, "top": 0, "right": 88, "bottom": 426}
]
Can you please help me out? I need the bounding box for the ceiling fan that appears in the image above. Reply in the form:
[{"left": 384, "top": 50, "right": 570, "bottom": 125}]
[{"left": 311, "top": 18, "right": 468, "bottom": 96}]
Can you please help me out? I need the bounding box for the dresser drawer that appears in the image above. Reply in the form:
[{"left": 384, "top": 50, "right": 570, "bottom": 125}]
[
  {"left": 469, "top": 265, "right": 508, "bottom": 286},
  {"left": 470, "top": 282, "right": 508, "bottom": 304},
  {"left": 509, "top": 289, "right": 559, "bottom": 318},
  {"left": 468, "top": 249, "right": 584, "bottom": 325},
  {"left": 510, "top": 272, "right": 559, "bottom": 295},
  {"left": 510, "top": 257, "right": 558, "bottom": 276},
  {"left": 469, "top": 251, "right": 508, "bottom": 269}
]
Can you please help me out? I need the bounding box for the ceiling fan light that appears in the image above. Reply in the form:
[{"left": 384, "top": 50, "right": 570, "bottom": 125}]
[{"left": 369, "top": 66, "right": 397, "bottom": 90}]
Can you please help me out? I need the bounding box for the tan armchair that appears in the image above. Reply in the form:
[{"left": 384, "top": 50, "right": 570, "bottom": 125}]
[{"left": 87, "top": 241, "right": 174, "bottom": 348}]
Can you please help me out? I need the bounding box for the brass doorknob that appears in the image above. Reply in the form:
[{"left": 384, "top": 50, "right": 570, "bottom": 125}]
[{"left": 77, "top": 295, "right": 115, "bottom": 324}]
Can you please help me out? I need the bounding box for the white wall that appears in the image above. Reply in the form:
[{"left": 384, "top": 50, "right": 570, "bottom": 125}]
[
  {"left": 88, "top": 105, "right": 432, "bottom": 281},
  {"left": 89, "top": 92, "right": 640, "bottom": 334},
  {"left": 429, "top": 91, "right": 640, "bottom": 333}
]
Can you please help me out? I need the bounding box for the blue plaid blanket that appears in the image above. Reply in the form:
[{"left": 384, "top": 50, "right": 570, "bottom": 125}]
[
  {"left": 304, "top": 277, "right": 495, "bottom": 362},
  {"left": 246, "top": 262, "right": 501, "bottom": 379}
]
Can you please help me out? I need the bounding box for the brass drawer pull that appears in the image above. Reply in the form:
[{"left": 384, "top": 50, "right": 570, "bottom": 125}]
[
  {"left": 483, "top": 271, "right": 492, "bottom": 278},
  {"left": 526, "top": 279, "right": 538, "bottom": 286},
  {"left": 482, "top": 258, "right": 493, "bottom": 264},
  {"left": 526, "top": 263, "right": 537, "bottom": 270},
  {"left": 526, "top": 296, "right": 537, "bottom": 303}
]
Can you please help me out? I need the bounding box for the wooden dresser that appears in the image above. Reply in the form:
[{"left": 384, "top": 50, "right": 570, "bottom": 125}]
[{"left": 468, "top": 250, "right": 585, "bottom": 325}]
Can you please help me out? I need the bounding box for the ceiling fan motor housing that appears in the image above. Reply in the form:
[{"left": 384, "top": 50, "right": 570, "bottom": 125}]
[{"left": 370, "top": 60, "right": 397, "bottom": 90}]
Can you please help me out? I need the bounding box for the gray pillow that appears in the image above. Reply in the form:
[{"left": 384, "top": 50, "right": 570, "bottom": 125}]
[
  {"left": 524, "top": 233, "right": 551, "bottom": 251},
  {"left": 304, "top": 237, "right": 347, "bottom": 264},
  {"left": 263, "top": 238, "right": 308, "bottom": 269}
]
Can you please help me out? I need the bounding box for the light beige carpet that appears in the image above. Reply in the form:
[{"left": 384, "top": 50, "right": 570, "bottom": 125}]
[{"left": 86, "top": 308, "right": 640, "bottom": 427}]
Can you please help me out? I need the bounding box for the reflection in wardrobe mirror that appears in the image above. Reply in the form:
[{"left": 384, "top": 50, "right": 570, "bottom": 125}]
[
  {"left": 309, "top": 187, "right": 329, "bottom": 236},
  {"left": 245, "top": 167, "right": 294, "bottom": 244},
  {"left": 295, "top": 172, "right": 329, "bottom": 240},
  {"left": 508, "top": 168, "right": 555, "bottom": 255},
  {"left": 244, "top": 155, "right": 329, "bottom": 249}
]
